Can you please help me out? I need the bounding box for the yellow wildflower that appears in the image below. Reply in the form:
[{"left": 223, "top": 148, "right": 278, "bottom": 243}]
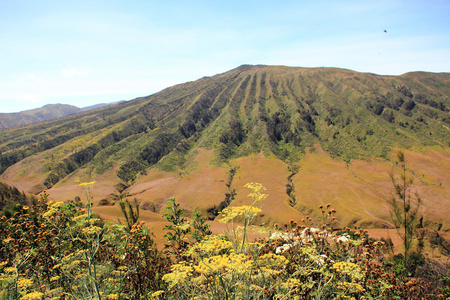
[
  {"left": 70, "top": 260, "right": 81, "bottom": 266},
  {"left": 332, "top": 261, "right": 364, "bottom": 280},
  {"left": 249, "top": 284, "right": 263, "bottom": 291},
  {"left": 174, "top": 222, "right": 191, "bottom": 231},
  {"left": 332, "top": 261, "right": 360, "bottom": 274},
  {"left": 187, "top": 234, "right": 232, "bottom": 255},
  {"left": 89, "top": 218, "right": 101, "bottom": 224},
  {"left": 43, "top": 209, "right": 57, "bottom": 218},
  {"left": 20, "top": 292, "right": 43, "bottom": 300},
  {"left": 17, "top": 278, "right": 33, "bottom": 288},
  {"left": 0, "top": 275, "right": 15, "bottom": 282},
  {"left": 244, "top": 182, "right": 267, "bottom": 202},
  {"left": 219, "top": 205, "right": 262, "bottom": 223},
  {"left": 194, "top": 253, "right": 253, "bottom": 276},
  {"left": 162, "top": 262, "right": 194, "bottom": 287},
  {"left": 48, "top": 287, "right": 63, "bottom": 296},
  {"left": 258, "top": 253, "right": 288, "bottom": 275},
  {"left": 4, "top": 267, "right": 16, "bottom": 273},
  {"left": 51, "top": 201, "right": 65, "bottom": 208},
  {"left": 104, "top": 277, "right": 117, "bottom": 283},
  {"left": 244, "top": 182, "right": 266, "bottom": 193},
  {"left": 82, "top": 225, "right": 102, "bottom": 235},
  {"left": 72, "top": 214, "right": 89, "bottom": 222},
  {"left": 338, "top": 281, "right": 365, "bottom": 293},
  {"left": 111, "top": 270, "right": 123, "bottom": 277},
  {"left": 151, "top": 291, "right": 164, "bottom": 298}
]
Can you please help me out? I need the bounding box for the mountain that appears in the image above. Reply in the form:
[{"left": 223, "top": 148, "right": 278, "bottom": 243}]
[
  {"left": 0, "top": 101, "right": 124, "bottom": 129},
  {"left": 0, "top": 65, "right": 449, "bottom": 232},
  {"left": 0, "top": 104, "right": 82, "bottom": 129}
]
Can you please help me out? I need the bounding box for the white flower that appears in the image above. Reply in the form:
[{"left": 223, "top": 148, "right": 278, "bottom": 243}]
[
  {"left": 309, "top": 227, "right": 320, "bottom": 234},
  {"left": 316, "top": 254, "right": 328, "bottom": 265},
  {"left": 270, "top": 232, "right": 294, "bottom": 241},
  {"left": 275, "top": 243, "right": 293, "bottom": 254},
  {"left": 336, "top": 235, "right": 349, "bottom": 243}
]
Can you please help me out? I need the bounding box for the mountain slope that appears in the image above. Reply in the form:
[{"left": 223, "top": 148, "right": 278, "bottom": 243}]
[{"left": 0, "top": 65, "right": 449, "bottom": 231}]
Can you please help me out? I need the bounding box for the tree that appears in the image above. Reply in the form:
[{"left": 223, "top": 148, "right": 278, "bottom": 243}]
[
  {"left": 162, "top": 198, "right": 191, "bottom": 259},
  {"left": 388, "top": 151, "right": 422, "bottom": 274}
]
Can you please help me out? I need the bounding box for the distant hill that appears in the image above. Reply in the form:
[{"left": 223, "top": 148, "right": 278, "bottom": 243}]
[
  {"left": 0, "top": 65, "right": 449, "bottom": 231},
  {"left": 0, "top": 104, "right": 82, "bottom": 129},
  {"left": 81, "top": 101, "right": 125, "bottom": 112},
  {"left": 0, "top": 102, "right": 123, "bottom": 129}
]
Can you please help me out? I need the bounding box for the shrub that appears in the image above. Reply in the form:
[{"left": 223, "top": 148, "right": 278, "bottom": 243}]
[{"left": 0, "top": 183, "right": 169, "bottom": 299}]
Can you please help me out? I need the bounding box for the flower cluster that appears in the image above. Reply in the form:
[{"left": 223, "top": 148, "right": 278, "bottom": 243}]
[{"left": 218, "top": 205, "right": 261, "bottom": 223}]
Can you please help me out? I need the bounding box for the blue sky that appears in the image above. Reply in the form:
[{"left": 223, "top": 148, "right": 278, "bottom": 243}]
[{"left": 1, "top": 0, "right": 449, "bottom": 113}]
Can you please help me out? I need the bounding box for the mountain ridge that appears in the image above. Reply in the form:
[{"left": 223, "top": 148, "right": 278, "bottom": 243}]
[
  {"left": 0, "top": 104, "right": 82, "bottom": 129},
  {"left": 0, "top": 102, "right": 123, "bottom": 129}
]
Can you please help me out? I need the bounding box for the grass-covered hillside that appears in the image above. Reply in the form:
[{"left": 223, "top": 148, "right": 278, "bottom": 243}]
[{"left": 0, "top": 65, "right": 449, "bottom": 231}]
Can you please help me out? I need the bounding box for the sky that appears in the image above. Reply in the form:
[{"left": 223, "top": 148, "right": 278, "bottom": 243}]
[{"left": 1, "top": 0, "right": 449, "bottom": 113}]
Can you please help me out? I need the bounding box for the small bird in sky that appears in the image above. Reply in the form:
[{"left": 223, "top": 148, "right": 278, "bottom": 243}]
[{"left": 384, "top": 29, "right": 387, "bottom": 33}]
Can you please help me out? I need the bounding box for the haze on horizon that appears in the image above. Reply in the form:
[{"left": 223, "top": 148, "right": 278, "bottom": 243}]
[{"left": 1, "top": 0, "right": 449, "bottom": 113}]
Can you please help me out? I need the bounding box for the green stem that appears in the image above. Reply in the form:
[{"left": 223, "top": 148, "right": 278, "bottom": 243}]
[{"left": 239, "top": 217, "right": 248, "bottom": 253}]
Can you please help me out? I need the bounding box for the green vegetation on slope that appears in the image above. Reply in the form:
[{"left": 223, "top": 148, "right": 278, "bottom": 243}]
[
  {"left": 0, "top": 65, "right": 449, "bottom": 192},
  {"left": 0, "top": 182, "right": 32, "bottom": 216}
]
